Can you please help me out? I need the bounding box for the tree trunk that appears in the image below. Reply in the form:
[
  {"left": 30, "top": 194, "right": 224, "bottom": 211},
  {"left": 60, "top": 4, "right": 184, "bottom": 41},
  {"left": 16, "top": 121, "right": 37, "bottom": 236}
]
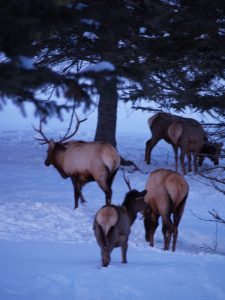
[
  {"left": 94, "top": 76, "right": 118, "bottom": 147},
  {"left": 94, "top": 75, "right": 143, "bottom": 170}
]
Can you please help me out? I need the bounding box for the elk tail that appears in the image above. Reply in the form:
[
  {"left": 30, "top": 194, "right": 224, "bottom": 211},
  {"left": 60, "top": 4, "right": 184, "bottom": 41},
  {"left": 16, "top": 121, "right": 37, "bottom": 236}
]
[
  {"left": 167, "top": 122, "right": 183, "bottom": 145},
  {"left": 96, "top": 206, "right": 118, "bottom": 237}
]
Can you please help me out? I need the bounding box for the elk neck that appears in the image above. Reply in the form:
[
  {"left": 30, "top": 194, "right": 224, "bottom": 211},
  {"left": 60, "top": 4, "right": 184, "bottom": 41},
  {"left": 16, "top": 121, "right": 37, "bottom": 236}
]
[
  {"left": 122, "top": 202, "right": 139, "bottom": 225},
  {"left": 51, "top": 144, "right": 68, "bottom": 178}
]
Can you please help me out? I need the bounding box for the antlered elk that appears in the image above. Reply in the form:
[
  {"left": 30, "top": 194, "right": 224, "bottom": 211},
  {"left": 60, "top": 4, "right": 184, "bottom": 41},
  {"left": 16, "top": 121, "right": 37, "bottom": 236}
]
[
  {"left": 144, "top": 168, "right": 189, "bottom": 251},
  {"left": 145, "top": 112, "right": 222, "bottom": 174},
  {"left": 34, "top": 115, "right": 121, "bottom": 209},
  {"left": 93, "top": 174, "right": 147, "bottom": 267}
]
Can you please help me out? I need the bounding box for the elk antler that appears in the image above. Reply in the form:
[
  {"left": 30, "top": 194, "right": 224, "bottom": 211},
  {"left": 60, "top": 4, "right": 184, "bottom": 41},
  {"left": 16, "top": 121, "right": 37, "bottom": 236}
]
[
  {"left": 59, "top": 110, "right": 87, "bottom": 143},
  {"left": 33, "top": 115, "right": 50, "bottom": 144},
  {"left": 33, "top": 109, "right": 87, "bottom": 145},
  {"left": 123, "top": 170, "right": 132, "bottom": 191}
]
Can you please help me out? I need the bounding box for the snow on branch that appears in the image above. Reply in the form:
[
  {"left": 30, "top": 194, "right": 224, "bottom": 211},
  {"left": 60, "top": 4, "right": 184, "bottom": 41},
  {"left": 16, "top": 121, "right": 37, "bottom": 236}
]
[{"left": 86, "top": 61, "right": 116, "bottom": 72}]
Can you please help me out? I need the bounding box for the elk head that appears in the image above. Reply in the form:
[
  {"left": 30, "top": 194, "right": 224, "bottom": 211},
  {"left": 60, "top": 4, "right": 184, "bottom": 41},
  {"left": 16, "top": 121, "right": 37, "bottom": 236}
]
[
  {"left": 122, "top": 171, "right": 147, "bottom": 216},
  {"left": 209, "top": 142, "right": 223, "bottom": 166},
  {"left": 33, "top": 112, "right": 87, "bottom": 167},
  {"left": 199, "top": 141, "right": 223, "bottom": 167},
  {"left": 44, "top": 139, "right": 60, "bottom": 166}
]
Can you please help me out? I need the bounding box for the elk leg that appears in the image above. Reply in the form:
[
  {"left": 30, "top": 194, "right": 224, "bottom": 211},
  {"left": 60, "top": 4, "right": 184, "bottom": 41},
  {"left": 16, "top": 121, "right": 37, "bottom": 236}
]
[
  {"left": 172, "top": 227, "right": 178, "bottom": 252},
  {"left": 95, "top": 224, "right": 110, "bottom": 266},
  {"left": 80, "top": 192, "right": 86, "bottom": 204},
  {"left": 74, "top": 186, "right": 80, "bottom": 209},
  {"left": 144, "top": 211, "right": 159, "bottom": 246},
  {"left": 162, "top": 216, "right": 174, "bottom": 251},
  {"left": 173, "top": 146, "right": 179, "bottom": 172},
  {"left": 145, "top": 137, "right": 161, "bottom": 164},
  {"left": 101, "top": 246, "right": 110, "bottom": 267},
  {"left": 172, "top": 201, "right": 186, "bottom": 251},
  {"left": 78, "top": 181, "right": 87, "bottom": 204},
  {"left": 121, "top": 242, "right": 128, "bottom": 264},
  {"left": 96, "top": 169, "right": 113, "bottom": 205},
  {"left": 71, "top": 177, "right": 81, "bottom": 209},
  {"left": 180, "top": 150, "right": 186, "bottom": 175},
  {"left": 187, "top": 153, "right": 192, "bottom": 173},
  {"left": 108, "top": 168, "right": 118, "bottom": 189},
  {"left": 198, "top": 154, "right": 204, "bottom": 167},
  {"left": 149, "top": 215, "right": 158, "bottom": 247},
  {"left": 163, "top": 225, "right": 174, "bottom": 251},
  {"left": 162, "top": 225, "right": 169, "bottom": 250},
  {"left": 145, "top": 139, "right": 151, "bottom": 163},
  {"left": 105, "top": 168, "right": 118, "bottom": 204},
  {"left": 149, "top": 216, "right": 159, "bottom": 247},
  {"left": 106, "top": 190, "right": 112, "bottom": 205},
  {"left": 193, "top": 153, "right": 198, "bottom": 174}
]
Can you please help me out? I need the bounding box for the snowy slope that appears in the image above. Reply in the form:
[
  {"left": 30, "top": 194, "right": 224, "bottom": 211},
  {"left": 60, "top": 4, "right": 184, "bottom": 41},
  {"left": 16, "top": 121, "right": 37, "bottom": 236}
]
[{"left": 0, "top": 124, "right": 225, "bottom": 300}]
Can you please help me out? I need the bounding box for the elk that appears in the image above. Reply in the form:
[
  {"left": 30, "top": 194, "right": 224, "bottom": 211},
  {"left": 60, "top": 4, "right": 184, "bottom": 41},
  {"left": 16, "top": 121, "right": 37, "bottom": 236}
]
[
  {"left": 143, "top": 168, "right": 189, "bottom": 251},
  {"left": 34, "top": 114, "right": 121, "bottom": 209},
  {"left": 198, "top": 136, "right": 223, "bottom": 167},
  {"left": 93, "top": 174, "right": 147, "bottom": 267},
  {"left": 145, "top": 112, "right": 222, "bottom": 174},
  {"left": 167, "top": 120, "right": 205, "bottom": 174}
]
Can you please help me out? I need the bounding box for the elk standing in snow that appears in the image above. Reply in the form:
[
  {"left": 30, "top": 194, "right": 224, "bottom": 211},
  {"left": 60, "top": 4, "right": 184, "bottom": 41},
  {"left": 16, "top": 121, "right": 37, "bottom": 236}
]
[
  {"left": 167, "top": 120, "right": 205, "bottom": 174},
  {"left": 34, "top": 114, "right": 121, "bottom": 209},
  {"left": 145, "top": 112, "right": 222, "bottom": 174},
  {"left": 143, "top": 168, "right": 189, "bottom": 251},
  {"left": 93, "top": 174, "right": 147, "bottom": 267}
]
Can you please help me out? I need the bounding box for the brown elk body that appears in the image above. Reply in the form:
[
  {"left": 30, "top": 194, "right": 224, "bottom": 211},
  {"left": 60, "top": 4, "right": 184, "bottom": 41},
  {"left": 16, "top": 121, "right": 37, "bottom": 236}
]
[
  {"left": 34, "top": 115, "right": 121, "bottom": 209},
  {"left": 94, "top": 189, "right": 147, "bottom": 267},
  {"left": 45, "top": 140, "right": 120, "bottom": 208},
  {"left": 168, "top": 121, "right": 205, "bottom": 174},
  {"left": 145, "top": 112, "right": 222, "bottom": 174},
  {"left": 144, "top": 168, "right": 189, "bottom": 251}
]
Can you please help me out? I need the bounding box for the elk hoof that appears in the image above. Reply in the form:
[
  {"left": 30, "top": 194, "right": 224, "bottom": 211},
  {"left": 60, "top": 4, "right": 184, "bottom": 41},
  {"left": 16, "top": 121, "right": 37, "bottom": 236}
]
[{"left": 102, "top": 261, "right": 109, "bottom": 267}]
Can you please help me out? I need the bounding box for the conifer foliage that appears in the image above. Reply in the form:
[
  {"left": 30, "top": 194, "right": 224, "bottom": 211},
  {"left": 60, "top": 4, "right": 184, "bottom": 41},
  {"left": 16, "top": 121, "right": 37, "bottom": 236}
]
[{"left": 1, "top": 1, "right": 225, "bottom": 130}]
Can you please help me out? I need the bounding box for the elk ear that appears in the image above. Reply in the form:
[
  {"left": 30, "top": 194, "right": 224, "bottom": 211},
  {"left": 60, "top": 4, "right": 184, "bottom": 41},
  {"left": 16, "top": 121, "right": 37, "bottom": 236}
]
[
  {"left": 48, "top": 139, "right": 55, "bottom": 149},
  {"left": 139, "top": 189, "right": 147, "bottom": 197},
  {"left": 136, "top": 189, "right": 147, "bottom": 200}
]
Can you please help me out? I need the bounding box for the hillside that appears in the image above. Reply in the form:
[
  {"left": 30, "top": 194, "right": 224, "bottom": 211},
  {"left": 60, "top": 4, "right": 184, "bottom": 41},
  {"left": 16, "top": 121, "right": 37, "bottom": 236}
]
[{"left": 0, "top": 127, "right": 225, "bottom": 300}]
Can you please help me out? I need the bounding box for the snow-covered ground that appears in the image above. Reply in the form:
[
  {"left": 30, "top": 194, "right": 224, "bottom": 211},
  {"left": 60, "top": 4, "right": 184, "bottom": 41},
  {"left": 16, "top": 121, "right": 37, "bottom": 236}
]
[{"left": 1, "top": 108, "right": 225, "bottom": 300}]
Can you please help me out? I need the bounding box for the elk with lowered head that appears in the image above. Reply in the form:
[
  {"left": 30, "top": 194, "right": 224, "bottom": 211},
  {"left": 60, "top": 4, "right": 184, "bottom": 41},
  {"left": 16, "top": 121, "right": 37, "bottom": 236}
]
[
  {"left": 143, "top": 168, "right": 189, "bottom": 251},
  {"left": 34, "top": 114, "right": 121, "bottom": 209},
  {"left": 198, "top": 136, "right": 223, "bottom": 167},
  {"left": 145, "top": 112, "right": 222, "bottom": 174},
  {"left": 93, "top": 174, "right": 147, "bottom": 267}
]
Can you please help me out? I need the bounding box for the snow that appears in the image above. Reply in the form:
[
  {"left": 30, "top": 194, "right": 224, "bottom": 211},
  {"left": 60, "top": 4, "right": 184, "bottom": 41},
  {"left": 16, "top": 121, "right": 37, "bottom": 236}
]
[
  {"left": 75, "top": 2, "right": 88, "bottom": 11},
  {"left": 86, "top": 61, "right": 116, "bottom": 72},
  {"left": 1, "top": 241, "right": 225, "bottom": 300},
  {"left": 17, "top": 56, "right": 34, "bottom": 70},
  {"left": 83, "top": 31, "right": 98, "bottom": 40},
  {"left": 80, "top": 19, "right": 100, "bottom": 29},
  {"left": 1, "top": 109, "right": 225, "bottom": 300},
  {"left": 139, "top": 27, "right": 147, "bottom": 34}
]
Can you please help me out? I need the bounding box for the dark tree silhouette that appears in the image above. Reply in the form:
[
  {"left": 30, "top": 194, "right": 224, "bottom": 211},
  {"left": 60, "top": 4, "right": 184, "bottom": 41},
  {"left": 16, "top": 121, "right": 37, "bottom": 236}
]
[{"left": 1, "top": 0, "right": 225, "bottom": 148}]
